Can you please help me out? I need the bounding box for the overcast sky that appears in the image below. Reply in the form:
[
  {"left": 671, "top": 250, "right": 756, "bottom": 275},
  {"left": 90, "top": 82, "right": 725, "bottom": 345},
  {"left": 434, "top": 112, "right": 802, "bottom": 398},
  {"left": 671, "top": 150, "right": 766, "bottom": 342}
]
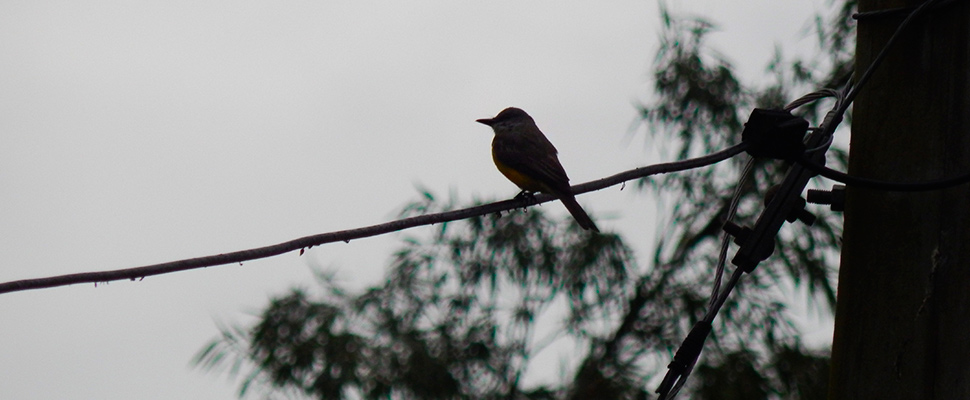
[{"left": 1, "top": 1, "right": 830, "bottom": 399}]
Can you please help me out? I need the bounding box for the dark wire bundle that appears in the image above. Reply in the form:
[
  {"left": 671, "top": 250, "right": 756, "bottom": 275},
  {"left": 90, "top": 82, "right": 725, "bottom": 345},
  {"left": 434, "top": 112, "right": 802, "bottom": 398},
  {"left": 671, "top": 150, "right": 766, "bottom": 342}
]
[{"left": 655, "top": 1, "right": 959, "bottom": 398}]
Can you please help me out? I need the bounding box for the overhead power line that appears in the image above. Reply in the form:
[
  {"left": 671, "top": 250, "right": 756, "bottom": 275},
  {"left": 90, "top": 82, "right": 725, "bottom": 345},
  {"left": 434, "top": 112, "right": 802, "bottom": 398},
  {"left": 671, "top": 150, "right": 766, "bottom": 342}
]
[{"left": 0, "top": 143, "right": 747, "bottom": 295}]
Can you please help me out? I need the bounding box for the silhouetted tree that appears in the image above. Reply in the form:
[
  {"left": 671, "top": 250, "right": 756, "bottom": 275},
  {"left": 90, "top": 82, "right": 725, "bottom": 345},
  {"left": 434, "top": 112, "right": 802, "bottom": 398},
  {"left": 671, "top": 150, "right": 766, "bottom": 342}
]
[{"left": 196, "top": 3, "right": 858, "bottom": 399}]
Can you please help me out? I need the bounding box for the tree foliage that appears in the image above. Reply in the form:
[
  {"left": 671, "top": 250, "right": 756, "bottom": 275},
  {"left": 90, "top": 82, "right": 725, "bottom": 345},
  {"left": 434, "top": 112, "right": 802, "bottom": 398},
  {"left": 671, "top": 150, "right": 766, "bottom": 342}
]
[
  {"left": 196, "top": 2, "right": 858, "bottom": 399},
  {"left": 198, "top": 199, "right": 639, "bottom": 399}
]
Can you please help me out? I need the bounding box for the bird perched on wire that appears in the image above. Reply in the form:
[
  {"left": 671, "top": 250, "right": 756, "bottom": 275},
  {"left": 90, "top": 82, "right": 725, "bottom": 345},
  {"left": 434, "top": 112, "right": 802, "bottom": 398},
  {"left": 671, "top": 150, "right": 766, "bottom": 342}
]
[{"left": 476, "top": 107, "right": 599, "bottom": 232}]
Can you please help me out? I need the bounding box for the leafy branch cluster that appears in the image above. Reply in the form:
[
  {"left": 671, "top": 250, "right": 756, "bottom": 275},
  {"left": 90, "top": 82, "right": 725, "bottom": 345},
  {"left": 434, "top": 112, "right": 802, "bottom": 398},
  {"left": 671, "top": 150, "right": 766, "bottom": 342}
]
[{"left": 199, "top": 200, "right": 639, "bottom": 399}]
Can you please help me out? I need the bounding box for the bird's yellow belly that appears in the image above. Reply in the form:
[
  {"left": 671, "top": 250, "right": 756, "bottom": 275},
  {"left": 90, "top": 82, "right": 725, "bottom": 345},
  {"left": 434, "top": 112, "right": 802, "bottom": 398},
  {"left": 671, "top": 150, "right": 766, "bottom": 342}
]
[{"left": 493, "top": 156, "right": 546, "bottom": 192}]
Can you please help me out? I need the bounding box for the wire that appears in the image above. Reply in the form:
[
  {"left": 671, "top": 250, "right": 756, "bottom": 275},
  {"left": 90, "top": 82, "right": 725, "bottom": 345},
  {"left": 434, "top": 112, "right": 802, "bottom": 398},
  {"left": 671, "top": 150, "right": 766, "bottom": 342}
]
[
  {"left": 799, "top": 0, "right": 968, "bottom": 193},
  {"left": 573, "top": 142, "right": 750, "bottom": 196},
  {"left": 706, "top": 266, "right": 744, "bottom": 322},
  {"left": 853, "top": 0, "right": 956, "bottom": 20},
  {"left": 709, "top": 157, "right": 756, "bottom": 309},
  {"left": 804, "top": 134, "right": 834, "bottom": 154},
  {"left": 656, "top": 156, "right": 755, "bottom": 400},
  {"left": 661, "top": 268, "right": 745, "bottom": 400},
  {"left": 797, "top": 155, "right": 970, "bottom": 191},
  {"left": 784, "top": 89, "right": 841, "bottom": 112},
  {"left": 657, "top": 2, "right": 944, "bottom": 399},
  {"left": 839, "top": 0, "right": 941, "bottom": 116},
  {"left": 662, "top": 157, "right": 754, "bottom": 400},
  {"left": 662, "top": 158, "right": 764, "bottom": 400}
]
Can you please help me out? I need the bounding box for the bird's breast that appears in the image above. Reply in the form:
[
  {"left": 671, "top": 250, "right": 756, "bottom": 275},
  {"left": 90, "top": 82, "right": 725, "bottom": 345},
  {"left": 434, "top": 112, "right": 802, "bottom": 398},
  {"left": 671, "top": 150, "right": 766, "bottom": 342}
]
[{"left": 492, "top": 153, "right": 546, "bottom": 192}]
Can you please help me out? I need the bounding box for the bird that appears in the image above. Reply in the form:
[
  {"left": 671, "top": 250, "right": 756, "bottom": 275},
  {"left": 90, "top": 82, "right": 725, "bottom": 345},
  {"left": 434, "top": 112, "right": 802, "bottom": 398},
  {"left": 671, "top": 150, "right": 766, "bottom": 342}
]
[{"left": 476, "top": 107, "right": 599, "bottom": 232}]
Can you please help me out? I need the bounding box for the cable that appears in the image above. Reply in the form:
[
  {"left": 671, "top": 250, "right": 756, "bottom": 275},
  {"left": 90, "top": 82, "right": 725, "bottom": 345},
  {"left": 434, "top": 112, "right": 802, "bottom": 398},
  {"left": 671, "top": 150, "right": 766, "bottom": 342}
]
[
  {"left": 784, "top": 89, "right": 841, "bottom": 112},
  {"left": 657, "top": 2, "right": 943, "bottom": 399},
  {"left": 797, "top": 154, "right": 970, "bottom": 191},
  {"left": 853, "top": 0, "right": 956, "bottom": 20},
  {"left": 839, "top": 0, "right": 940, "bottom": 116},
  {"left": 659, "top": 268, "right": 745, "bottom": 400},
  {"left": 804, "top": 134, "right": 834, "bottom": 155},
  {"left": 709, "top": 157, "right": 756, "bottom": 309},
  {"left": 660, "top": 157, "right": 755, "bottom": 400},
  {"left": 573, "top": 142, "right": 750, "bottom": 197},
  {"left": 0, "top": 142, "right": 754, "bottom": 295}
]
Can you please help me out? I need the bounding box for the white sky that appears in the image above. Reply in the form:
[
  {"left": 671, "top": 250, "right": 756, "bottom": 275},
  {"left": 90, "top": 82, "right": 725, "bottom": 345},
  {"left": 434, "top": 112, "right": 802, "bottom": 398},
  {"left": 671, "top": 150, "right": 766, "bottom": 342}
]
[{"left": 0, "top": 1, "right": 831, "bottom": 399}]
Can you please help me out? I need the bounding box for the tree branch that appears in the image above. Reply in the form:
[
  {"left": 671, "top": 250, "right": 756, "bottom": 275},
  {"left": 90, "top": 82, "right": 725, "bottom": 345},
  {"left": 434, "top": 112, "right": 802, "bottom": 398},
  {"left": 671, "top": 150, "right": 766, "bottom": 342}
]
[{"left": 0, "top": 143, "right": 747, "bottom": 295}]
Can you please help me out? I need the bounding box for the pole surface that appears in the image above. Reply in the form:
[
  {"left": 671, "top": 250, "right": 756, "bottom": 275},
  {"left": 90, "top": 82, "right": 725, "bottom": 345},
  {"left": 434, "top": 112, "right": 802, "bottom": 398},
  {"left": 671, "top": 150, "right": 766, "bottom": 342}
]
[{"left": 830, "top": 1, "right": 970, "bottom": 398}]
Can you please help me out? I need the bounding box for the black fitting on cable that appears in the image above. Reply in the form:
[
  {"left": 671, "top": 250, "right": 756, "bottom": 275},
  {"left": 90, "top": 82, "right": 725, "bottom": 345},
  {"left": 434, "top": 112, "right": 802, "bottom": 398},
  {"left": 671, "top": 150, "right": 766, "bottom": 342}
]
[
  {"left": 722, "top": 221, "right": 751, "bottom": 245},
  {"left": 807, "top": 184, "right": 846, "bottom": 211},
  {"left": 741, "top": 109, "right": 809, "bottom": 160},
  {"left": 656, "top": 321, "right": 713, "bottom": 399},
  {"left": 765, "top": 185, "right": 817, "bottom": 226}
]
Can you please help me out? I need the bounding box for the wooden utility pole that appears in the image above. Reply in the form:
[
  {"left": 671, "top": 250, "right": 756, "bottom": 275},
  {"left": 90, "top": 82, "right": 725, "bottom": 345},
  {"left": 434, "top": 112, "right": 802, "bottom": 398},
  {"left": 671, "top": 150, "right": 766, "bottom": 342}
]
[{"left": 829, "top": 0, "right": 970, "bottom": 398}]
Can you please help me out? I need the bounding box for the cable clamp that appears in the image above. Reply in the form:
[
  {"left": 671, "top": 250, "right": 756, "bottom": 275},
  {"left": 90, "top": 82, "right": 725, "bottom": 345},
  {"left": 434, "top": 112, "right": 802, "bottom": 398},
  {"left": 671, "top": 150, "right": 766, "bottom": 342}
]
[{"left": 741, "top": 108, "right": 808, "bottom": 160}]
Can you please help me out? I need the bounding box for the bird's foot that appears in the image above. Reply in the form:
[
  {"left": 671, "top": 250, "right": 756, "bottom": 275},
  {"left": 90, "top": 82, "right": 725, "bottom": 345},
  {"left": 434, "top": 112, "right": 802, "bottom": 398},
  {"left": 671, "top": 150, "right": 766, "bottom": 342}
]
[{"left": 513, "top": 191, "right": 537, "bottom": 202}]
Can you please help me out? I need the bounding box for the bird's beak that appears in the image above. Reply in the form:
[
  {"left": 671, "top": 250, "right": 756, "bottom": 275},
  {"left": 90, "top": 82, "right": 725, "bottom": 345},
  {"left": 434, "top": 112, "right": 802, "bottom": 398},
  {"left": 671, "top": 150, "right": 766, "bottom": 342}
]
[{"left": 476, "top": 118, "right": 494, "bottom": 126}]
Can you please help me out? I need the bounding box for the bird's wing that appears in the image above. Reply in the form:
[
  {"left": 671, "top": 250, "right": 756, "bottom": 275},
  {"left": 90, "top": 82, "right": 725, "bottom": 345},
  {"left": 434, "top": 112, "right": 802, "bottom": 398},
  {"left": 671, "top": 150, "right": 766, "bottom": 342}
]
[{"left": 492, "top": 131, "right": 572, "bottom": 195}]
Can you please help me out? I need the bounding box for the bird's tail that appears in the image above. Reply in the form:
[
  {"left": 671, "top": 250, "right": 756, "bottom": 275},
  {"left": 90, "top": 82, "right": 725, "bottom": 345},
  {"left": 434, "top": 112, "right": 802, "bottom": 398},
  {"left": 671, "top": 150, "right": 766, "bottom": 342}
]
[{"left": 559, "top": 194, "right": 599, "bottom": 232}]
